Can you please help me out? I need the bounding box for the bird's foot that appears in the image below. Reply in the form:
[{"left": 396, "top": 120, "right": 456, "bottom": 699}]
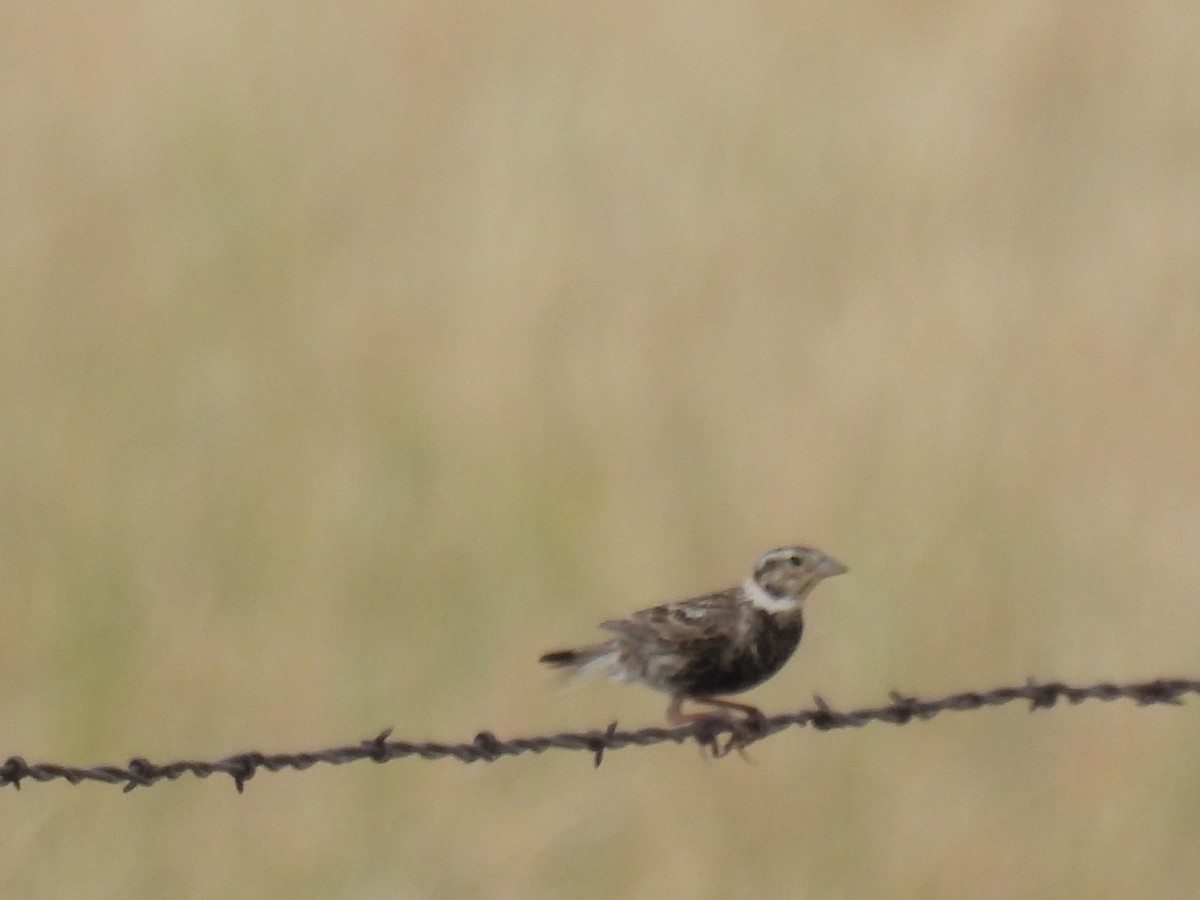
[{"left": 669, "top": 698, "right": 769, "bottom": 760}]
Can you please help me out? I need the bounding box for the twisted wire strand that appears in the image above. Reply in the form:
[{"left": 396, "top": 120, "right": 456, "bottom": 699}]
[{"left": 2, "top": 677, "right": 1194, "bottom": 793}]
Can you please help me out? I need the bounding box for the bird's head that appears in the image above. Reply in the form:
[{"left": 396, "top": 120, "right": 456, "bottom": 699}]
[{"left": 748, "top": 545, "right": 846, "bottom": 612}]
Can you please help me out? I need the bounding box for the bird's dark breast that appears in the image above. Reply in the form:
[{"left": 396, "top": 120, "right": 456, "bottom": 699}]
[{"left": 672, "top": 609, "right": 804, "bottom": 697}]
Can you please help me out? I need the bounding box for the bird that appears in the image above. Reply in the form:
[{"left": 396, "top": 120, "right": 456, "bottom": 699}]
[{"left": 539, "top": 545, "right": 846, "bottom": 727}]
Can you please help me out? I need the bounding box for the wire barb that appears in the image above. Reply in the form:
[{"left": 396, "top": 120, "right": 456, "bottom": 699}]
[{"left": 2, "top": 676, "right": 1195, "bottom": 792}]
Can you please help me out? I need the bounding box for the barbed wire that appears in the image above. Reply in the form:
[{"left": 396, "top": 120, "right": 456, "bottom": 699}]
[{"left": 2, "top": 677, "right": 1195, "bottom": 793}]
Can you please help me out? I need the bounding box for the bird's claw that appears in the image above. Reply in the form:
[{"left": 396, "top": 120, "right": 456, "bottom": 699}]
[
  {"left": 690, "top": 709, "right": 768, "bottom": 760},
  {"left": 716, "top": 709, "right": 768, "bottom": 759}
]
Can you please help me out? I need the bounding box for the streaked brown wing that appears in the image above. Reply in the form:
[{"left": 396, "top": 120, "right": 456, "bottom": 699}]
[{"left": 600, "top": 588, "right": 743, "bottom": 654}]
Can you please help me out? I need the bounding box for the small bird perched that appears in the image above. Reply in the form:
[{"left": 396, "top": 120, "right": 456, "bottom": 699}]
[{"left": 539, "top": 545, "right": 846, "bottom": 726}]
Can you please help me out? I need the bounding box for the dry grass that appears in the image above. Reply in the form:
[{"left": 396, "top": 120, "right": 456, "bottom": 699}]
[{"left": 3, "top": 3, "right": 1200, "bottom": 897}]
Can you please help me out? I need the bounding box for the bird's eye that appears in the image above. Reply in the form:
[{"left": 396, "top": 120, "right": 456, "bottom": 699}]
[{"left": 789, "top": 554, "right": 803, "bottom": 566}]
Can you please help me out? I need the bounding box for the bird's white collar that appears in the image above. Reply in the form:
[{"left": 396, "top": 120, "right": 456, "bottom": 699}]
[{"left": 743, "top": 577, "right": 803, "bottom": 614}]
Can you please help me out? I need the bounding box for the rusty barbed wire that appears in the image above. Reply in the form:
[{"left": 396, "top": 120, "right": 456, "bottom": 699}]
[{"left": 2, "top": 677, "right": 1195, "bottom": 793}]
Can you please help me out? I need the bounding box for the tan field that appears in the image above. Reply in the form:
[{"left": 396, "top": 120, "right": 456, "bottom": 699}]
[{"left": 3, "top": 4, "right": 1200, "bottom": 898}]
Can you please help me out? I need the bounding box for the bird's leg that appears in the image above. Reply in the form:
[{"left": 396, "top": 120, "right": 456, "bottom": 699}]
[
  {"left": 666, "top": 695, "right": 727, "bottom": 759},
  {"left": 693, "top": 697, "right": 769, "bottom": 757},
  {"left": 666, "top": 696, "right": 766, "bottom": 759},
  {"left": 689, "top": 696, "right": 766, "bottom": 727},
  {"left": 666, "top": 695, "right": 763, "bottom": 722}
]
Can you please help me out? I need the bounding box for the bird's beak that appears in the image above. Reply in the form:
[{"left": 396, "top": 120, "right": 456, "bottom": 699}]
[{"left": 817, "top": 556, "right": 848, "bottom": 578}]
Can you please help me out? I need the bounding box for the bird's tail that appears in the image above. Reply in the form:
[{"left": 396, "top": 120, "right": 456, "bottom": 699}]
[{"left": 539, "top": 641, "right": 620, "bottom": 679}]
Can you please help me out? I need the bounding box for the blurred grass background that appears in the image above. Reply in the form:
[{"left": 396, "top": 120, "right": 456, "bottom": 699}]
[{"left": 3, "top": 3, "right": 1200, "bottom": 897}]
